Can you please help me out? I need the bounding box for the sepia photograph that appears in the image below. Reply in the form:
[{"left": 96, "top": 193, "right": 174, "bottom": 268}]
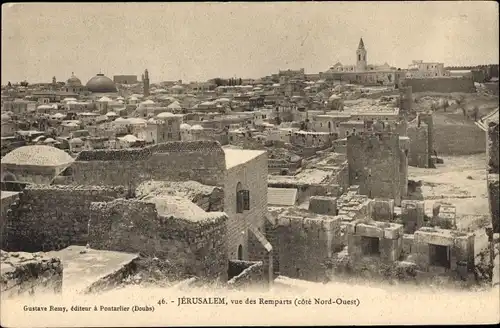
[{"left": 1, "top": 1, "right": 499, "bottom": 326}]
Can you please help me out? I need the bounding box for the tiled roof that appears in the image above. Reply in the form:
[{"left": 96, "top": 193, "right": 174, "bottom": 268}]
[{"left": 268, "top": 187, "right": 298, "bottom": 206}]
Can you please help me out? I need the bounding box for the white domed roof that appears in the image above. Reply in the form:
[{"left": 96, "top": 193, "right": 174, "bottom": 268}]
[
  {"left": 156, "top": 112, "right": 175, "bottom": 118},
  {"left": 1, "top": 113, "right": 11, "bottom": 122},
  {"left": 1, "top": 145, "right": 74, "bottom": 167},
  {"left": 66, "top": 74, "right": 82, "bottom": 87},
  {"left": 191, "top": 124, "right": 204, "bottom": 130},
  {"left": 69, "top": 138, "right": 84, "bottom": 144},
  {"left": 180, "top": 123, "right": 191, "bottom": 130},
  {"left": 141, "top": 99, "right": 155, "bottom": 105},
  {"left": 329, "top": 94, "right": 341, "bottom": 100},
  {"left": 98, "top": 96, "right": 112, "bottom": 102},
  {"left": 167, "top": 101, "right": 181, "bottom": 109},
  {"left": 118, "top": 134, "right": 139, "bottom": 142},
  {"left": 44, "top": 137, "right": 56, "bottom": 143},
  {"left": 105, "top": 111, "right": 118, "bottom": 117}
]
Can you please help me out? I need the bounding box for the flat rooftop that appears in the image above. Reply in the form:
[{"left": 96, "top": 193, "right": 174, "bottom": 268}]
[
  {"left": 223, "top": 148, "right": 266, "bottom": 169},
  {"left": 1, "top": 191, "right": 19, "bottom": 200},
  {"left": 44, "top": 246, "right": 139, "bottom": 295}
]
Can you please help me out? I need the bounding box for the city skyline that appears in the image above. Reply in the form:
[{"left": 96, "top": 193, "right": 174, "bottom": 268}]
[{"left": 2, "top": 2, "right": 499, "bottom": 85}]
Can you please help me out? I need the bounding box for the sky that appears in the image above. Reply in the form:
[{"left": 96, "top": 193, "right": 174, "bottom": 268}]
[{"left": 1, "top": 2, "right": 499, "bottom": 85}]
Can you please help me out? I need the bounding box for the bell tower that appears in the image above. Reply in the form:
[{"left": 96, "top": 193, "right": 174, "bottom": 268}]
[
  {"left": 143, "top": 69, "right": 150, "bottom": 97},
  {"left": 356, "top": 38, "right": 367, "bottom": 72}
]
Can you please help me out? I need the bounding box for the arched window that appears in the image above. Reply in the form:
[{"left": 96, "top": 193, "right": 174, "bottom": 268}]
[{"left": 238, "top": 245, "right": 243, "bottom": 260}]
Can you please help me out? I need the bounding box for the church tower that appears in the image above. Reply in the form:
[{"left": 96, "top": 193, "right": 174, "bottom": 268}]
[
  {"left": 143, "top": 69, "right": 150, "bottom": 97},
  {"left": 356, "top": 38, "right": 367, "bottom": 72}
]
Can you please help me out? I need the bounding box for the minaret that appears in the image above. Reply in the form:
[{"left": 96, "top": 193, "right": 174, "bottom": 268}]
[
  {"left": 143, "top": 69, "right": 150, "bottom": 97},
  {"left": 356, "top": 37, "right": 367, "bottom": 72},
  {"left": 52, "top": 76, "right": 57, "bottom": 90}
]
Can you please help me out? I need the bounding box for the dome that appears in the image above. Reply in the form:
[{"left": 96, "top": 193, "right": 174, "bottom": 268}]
[
  {"left": 86, "top": 73, "right": 117, "bottom": 93},
  {"left": 156, "top": 112, "right": 175, "bottom": 118},
  {"left": 167, "top": 101, "right": 181, "bottom": 110},
  {"left": 98, "top": 96, "right": 112, "bottom": 102},
  {"left": 69, "top": 138, "right": 84, "bottom": 145},
  {"left": 66, "top": 73, "right": 82, "bottom": 87},
  {"left": 1, "top": 113, "right": 11, "bottom": 122},
  {"left": 191, "top": 124, "right": 204, "bottom": 130},
  {"left": 1, "top": 145, "right": 74, "bottom": 167},
  {"left": 105, "top": 111, "right": 118, "bottom": 117},
  {"left": 44, "top": 138, "right": 56, "bottom": 143},
  {"left": 180, "top": 123, "right": 191, "bottom": 130}
]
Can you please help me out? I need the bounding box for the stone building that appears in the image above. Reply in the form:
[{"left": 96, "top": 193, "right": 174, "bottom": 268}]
[
  {"left": 321, "top": 38, "right": 406, "bottom": 87},
  {"left": 1, "top": 145, "right": 74, "bottom": 188},
  {"left": 405, "top": 60, "right": 450, "bottom": 79},
  {"left": 346, "top": 132, "right": 408, "bottom": 206},
  {"left": 1, "top": 141, "right": 273, "bottom": 285}
]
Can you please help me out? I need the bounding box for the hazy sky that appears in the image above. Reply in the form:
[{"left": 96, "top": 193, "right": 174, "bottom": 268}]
[{"left": 2, "top": 2, "right": 499, "bottom": 85}]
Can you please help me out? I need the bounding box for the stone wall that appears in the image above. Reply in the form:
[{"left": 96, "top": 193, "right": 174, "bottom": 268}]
[
  {"left": 488, "top": 174, "right": 499, "bottom": 233},
  {"left": 404, "top": 78, "right": 476, "bottom": 93},
  {"left": 371, "top": 199, "right": 394, "bottom": 221},
  {"left": 347, "top": 133, "right": 401, "bottom": 204},
  {"left": 135, "top": 180, "right": 224, "bottom": 212},
  {"left": 346, "top": 220, "right": 404, "bottom": 263},
  {"left": 88, "top": 199, "right": 229, "bottom": 282},
  {"left": 224, "top": 152, "right": 268, "bottom": 261},
  {"left": 0, "top": 191, "right": 19, "bottom": 245},
  {"left": 433, "top": 121, "right": 486, "bottom": 156},
  {"left": 1, "top": 250, "right": 63, "bottom": 299},
  {"left": 487, "top": 123, "right": 499, "bottom": 174},
  {"left": 2, "top": 185, "right": 127, "bottom": 252},
  {"left": 401, "top": 200, "right": 425, "bottom": 233},
  {"left": 247, "top": 226, "right": 273, "bottom": 284},
  {"left": 65, "top": 141, "right": 227, "bottom": 189},
  {"left": 276, "top": 216, "right": 340, "bottom": 282},
  {"left": 407, "top": 125, "right": 429, "bottom": 168},
  {"left": 487, "top": 122, "right": 499, "bottom": 233},
  {"left": 227, "top": 260, "right": 265, "bottom": 290},
  {"left": 412, "top": 227, "right": 475, "bottom": 273}
]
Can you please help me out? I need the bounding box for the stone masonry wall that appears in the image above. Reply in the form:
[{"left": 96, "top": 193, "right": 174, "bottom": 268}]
[
  {"left": 247, "top": 226, "right": 273, "bottom": 284},
  {"left": 487, "top": 122, "right": 499, "bottom": 233},
  {"left": 1, "top": 250, "right": 63, "bottom": 299},
  {"left": 276, "top": 216, "right": 340, "bottom": 282},
  {"left": 412, "top": 228, "right": 475, "bottom": 273},
  {"left": 488, "top": 175, "right": 499, "bottom": 233},
  {"left": 433, "top": 121, "right": 486, "bottom": 156},
  {"left": 404, "top": 78, "right": 476, "bottom": 93},
  {"left": 487, "top": 123, "right": 499, "bottom": 174},
  {"left": 227, "top": 260, "right": 265, "bottom": 290},
  {"left": 346, "top": 220, "right": 404, "bottom": 263},
  {"left": 2, "top": 185, "right": 127, "bottom": 252},
  {"left": 347, "top": 133, "right": 401, "bottom": 204},
  {"left": 224, "top": 152, "right": 268, "bottom": 261},
  {"left": 89, "top": 199, "right": 229, "bottom": 282},
  {"left": 407, "top": 125, "right": 429, "bottom": 168},
  {"left": 67, "top": 141, "right": 227, "bottom": 189}
]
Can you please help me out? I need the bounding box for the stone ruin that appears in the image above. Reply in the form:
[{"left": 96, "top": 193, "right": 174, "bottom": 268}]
[{"left": 1, "top": 250, "right": 63, "bottom": 299}]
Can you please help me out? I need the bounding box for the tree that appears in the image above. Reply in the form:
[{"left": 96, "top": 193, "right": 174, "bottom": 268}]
[
  {"left": 239, "top": 78, "right": 243, "bottom": 85},
  {"left": 275, "top": 115, "right": 282, "bottom": 126},
  {"left": 7, "top": 81, "right": 11, "bottom": 87}
]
